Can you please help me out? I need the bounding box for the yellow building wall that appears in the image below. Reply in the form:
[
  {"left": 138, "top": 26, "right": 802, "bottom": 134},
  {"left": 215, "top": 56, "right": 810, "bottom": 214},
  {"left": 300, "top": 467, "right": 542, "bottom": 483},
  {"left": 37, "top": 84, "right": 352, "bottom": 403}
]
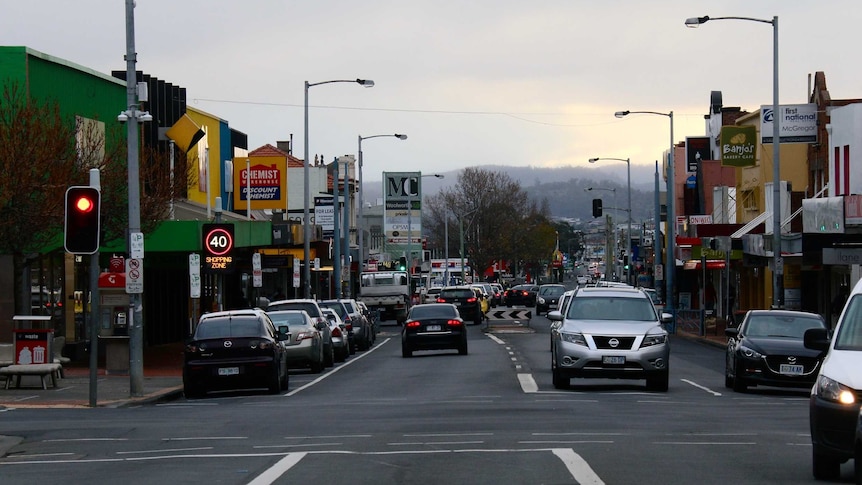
[{"left": 186, "top": 107, "right": 224, "bottom": 208}]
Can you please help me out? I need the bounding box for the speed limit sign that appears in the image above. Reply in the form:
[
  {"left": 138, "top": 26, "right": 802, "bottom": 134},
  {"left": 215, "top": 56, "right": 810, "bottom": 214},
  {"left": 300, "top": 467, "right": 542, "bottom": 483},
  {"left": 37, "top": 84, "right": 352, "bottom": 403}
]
[{"left": 202, "top": 223, "right": 235, "bottom": 273}]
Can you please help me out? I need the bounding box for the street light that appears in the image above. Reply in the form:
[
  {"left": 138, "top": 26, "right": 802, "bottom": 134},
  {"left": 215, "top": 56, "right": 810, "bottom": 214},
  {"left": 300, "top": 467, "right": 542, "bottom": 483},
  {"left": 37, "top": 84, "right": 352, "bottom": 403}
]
[
  {"left": 358, "top": 134, "right": 407, "bottom": 271},
  {"left": 303, "top": 78, "right": 374, "bottom": 299},
  {"left": 615, "top": 109, "right": 674, "bottom": 313},
  {"left": 589, "top": 157, "right": 632, "bottom": 285},
  {"left": 406, "top": 173, "right": 444, "bottom": 280},
  {"left": 685, "top": 14, "right": 782, "bottom": 308}
]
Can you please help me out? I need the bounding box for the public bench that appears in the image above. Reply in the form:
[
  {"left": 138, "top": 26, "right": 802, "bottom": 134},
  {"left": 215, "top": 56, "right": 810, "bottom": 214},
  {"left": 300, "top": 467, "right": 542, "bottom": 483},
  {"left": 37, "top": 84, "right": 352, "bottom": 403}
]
[{"left": 0, "top": 363, "right": 62, "bottom": 389}]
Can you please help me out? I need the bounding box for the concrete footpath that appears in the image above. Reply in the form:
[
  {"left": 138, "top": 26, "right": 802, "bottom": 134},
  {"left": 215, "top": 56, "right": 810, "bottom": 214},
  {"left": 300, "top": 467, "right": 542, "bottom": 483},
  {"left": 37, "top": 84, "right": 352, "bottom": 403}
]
[{"left": 0, "top": 342, "right": 184, "bottom": 409}]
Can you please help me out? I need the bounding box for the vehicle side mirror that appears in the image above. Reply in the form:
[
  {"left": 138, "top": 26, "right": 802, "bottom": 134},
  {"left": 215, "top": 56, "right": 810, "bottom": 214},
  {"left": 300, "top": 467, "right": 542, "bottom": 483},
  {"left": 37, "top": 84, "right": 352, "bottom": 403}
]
[
  {"left": 804, "top": 327, "right": 830, "bottom": 352},
  {"left": 724, "top": 327, "right": 739, "bottom": 338},
  {"left": 547, "top": 311, "right": 563, "bottom": 322},
  {"left": 315, "top": 322, "right": 326, "bottom": 331},
  {"left": 277, "top": 325, "right": 290, "bottom": 340}
]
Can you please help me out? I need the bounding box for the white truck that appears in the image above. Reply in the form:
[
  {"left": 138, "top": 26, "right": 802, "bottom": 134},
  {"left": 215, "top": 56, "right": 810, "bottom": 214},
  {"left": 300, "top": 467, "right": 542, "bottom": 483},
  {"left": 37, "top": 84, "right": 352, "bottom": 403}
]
[{"left": 357, "top": 271, "right": 411, "bottom": 324}]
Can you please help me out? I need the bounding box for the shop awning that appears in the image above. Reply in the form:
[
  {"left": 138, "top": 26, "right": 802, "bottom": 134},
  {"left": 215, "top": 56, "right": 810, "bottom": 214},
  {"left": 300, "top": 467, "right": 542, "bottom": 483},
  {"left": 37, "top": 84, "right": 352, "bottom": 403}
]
[{"left": 683, "top": 260, "right": 726, "bottom": 270}]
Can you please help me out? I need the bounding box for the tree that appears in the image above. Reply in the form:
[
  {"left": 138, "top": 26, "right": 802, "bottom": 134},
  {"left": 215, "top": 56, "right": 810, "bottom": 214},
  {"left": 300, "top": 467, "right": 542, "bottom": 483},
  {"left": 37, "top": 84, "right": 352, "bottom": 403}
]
[
  {"left": 0, "top": 83, "right": 188, "bottom": 315},
  {"left": 425, "top": 167, "right": 552, "bottom": 281}
]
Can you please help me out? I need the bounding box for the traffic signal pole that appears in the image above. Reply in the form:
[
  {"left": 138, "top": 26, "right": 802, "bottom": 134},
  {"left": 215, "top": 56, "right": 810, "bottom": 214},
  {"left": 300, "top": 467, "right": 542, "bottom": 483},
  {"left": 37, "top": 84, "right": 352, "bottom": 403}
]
[
  {"left": 125, "top": 0, "right": 144, "bottom": 396},
  {"left": 88, "top": 169, "right": 100, "bottom": 408}
]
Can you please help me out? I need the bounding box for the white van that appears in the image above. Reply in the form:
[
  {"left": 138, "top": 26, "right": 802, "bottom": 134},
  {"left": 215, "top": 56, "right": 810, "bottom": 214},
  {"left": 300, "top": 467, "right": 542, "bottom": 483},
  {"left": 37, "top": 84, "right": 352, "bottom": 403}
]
[{"left": 804, "top": 278, "right": 862, "bottom": 480}]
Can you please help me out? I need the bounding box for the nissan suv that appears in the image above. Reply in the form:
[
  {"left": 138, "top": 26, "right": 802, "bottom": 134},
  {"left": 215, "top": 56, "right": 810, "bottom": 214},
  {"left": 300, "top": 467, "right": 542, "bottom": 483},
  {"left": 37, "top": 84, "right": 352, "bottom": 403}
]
[{"left": 548, "top": 286, "right": 672, "bottom": 391}]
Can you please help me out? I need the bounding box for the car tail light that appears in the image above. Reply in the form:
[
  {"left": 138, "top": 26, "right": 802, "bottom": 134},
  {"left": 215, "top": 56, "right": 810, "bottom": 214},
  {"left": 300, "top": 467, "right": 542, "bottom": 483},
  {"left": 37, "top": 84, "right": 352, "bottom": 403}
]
[
  {"left": 467, "top": 297, "right": 477, "bottom": 303},
  {"left": 405, "top": 320, "right": 421, "bottom": 328},
  {"left": 345, "top": 323, "right": 353, "bottom": 332},
  {"left": 295, "top": 331, "right": 314, "bottom": 342},
  {"left": 331, "top": 327, "right": 342, "bottom": 338},
  {"left": 521, "top": 291, "right": 528, "bottom": 296},
  {"left": 447, "top": 319, "right": 463, "bottom": 327},
  {"left": 436, "top": 297, "right": 445, "bottom": 303},
  {"left": 258, "top": 340, "right": 275, "bottom": 350}
]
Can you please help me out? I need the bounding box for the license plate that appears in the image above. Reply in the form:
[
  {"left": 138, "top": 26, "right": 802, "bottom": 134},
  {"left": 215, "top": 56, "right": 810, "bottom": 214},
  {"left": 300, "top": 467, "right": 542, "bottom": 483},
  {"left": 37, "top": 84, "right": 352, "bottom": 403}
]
[
  {"left": 426, "top": 325, "right": 442, "bottom": 331},
  {"left": 779, "top": 364, "right": 804, "bottom": 376},
  {"left": 218, "top": 367, "right": 239, "bottom": 376},
  {"left": 603, "top": 356, "right": 626, "bottom": 365}
]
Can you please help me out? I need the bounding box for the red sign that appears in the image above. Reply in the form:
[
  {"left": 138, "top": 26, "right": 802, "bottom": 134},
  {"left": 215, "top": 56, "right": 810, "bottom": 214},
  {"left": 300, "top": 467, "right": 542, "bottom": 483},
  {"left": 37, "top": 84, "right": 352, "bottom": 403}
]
[
  {"left": 13, "top": 329, "right": 53, "bottom": 365},
  {"left": 98, "top": 272, "right": 126, "bottom": 288}
]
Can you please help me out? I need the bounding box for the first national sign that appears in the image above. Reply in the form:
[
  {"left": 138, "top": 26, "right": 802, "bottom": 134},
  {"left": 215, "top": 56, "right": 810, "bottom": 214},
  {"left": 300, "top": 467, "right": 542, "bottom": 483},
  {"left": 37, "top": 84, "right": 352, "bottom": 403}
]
[{"left": 202, "top": 223, "right": 235, "bottom": 273}]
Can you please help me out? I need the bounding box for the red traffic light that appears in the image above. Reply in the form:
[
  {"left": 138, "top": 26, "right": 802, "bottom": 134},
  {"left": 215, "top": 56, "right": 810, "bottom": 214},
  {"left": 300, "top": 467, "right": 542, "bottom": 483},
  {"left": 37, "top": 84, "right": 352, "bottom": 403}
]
[{"left": 64, "top": 186, "right": 101, "bottom": 254}]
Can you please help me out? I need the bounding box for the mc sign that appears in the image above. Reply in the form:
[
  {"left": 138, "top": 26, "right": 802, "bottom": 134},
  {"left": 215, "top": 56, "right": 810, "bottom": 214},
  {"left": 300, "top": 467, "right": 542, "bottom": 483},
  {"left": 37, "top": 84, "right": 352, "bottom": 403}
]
[{"left": 202, "top": 223, "right": 235, "bottom": 273}]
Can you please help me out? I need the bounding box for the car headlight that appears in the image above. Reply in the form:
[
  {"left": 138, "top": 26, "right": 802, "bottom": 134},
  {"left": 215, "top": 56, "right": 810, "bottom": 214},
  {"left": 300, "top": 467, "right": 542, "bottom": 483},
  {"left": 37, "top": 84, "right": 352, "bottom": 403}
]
[
  {"left": 641, "top": 333, "right": 667, "bottom": 348},
  {"left": 815, "top": 375, "right": 857, "bottom": 405},
  {"left": 561, "top": 332, "right": 587, "bottom": 346},
  {"left": 538, "top": 297, "right": 546, "bottom": 304},
  {"left": 738, "top": 345, "right": 763, "bottom": 360}
]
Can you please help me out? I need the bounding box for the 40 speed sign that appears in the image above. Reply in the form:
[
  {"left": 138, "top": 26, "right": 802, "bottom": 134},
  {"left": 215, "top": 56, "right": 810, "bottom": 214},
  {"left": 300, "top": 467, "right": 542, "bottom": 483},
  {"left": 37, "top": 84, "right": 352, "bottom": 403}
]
[{"left": 202, "top": 223, "right": 235, "bottom": 273}]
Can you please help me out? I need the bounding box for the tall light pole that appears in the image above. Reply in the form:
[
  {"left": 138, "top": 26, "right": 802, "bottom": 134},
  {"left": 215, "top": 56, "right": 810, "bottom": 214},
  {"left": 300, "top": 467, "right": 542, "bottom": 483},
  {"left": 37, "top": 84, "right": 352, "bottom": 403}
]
[
  {"left": 685, "top": 14, "right": 782, "bottom": 308},
  {"left": 304, "top": 78, "right": 374, "bottom": 299},
  {"left": 589, "top": 157, "right": 632, "bottom": 285},
  {"left": 358, "top": 134, "right": 407, "bottom": 272},
  {"left": 615, "top": 110, "right": 675, "bottom": 312}
]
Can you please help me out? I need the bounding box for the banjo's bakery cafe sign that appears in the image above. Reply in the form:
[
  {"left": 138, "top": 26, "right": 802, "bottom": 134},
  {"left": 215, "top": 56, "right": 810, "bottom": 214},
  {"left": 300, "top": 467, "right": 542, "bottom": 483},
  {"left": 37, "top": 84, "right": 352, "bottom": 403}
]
[{"left": 233, "top": 154, "right": 287, "bottom": 210}]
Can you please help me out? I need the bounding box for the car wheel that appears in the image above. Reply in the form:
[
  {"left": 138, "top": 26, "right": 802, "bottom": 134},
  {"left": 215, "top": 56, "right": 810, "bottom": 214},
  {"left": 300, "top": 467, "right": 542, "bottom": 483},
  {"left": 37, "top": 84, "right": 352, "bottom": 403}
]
[
  {"left": 349, "top": 340, "right": 357, "bottom": 355},
  {"left": 552, "top": 367, "right": 568, "bottom": 389},
  {"left": 812, "top": 450, "right": 841, "bottom": 480},
  {"left": 324, "top": 343, "right": 335, "bottom": 367},
  {"left": 646, "top": 370, "right": 669, "bottom": 392},
  {"left": 268, "top": 366, "right": 282, "bottom": 394},
  {"left": 402, "top": 344, "right": 412, "bottom": 358},
  {"left": 855, "top": 443, "right": 862, "bottom": 484},
  {"left": 334, "top": 347, "right": 346, "bottom": 363},
  {"left": 724, "top": 355, "right": 734, "bottom": 388},
  {"left": 280, "top": 364, "right": 289, "bottom": 390},
  {"left": 183, "top": 382, "right": 204, "bottom": 399},
  {"left": 310, "top": 356, "right": 324, "bottom": 373},
  {"left": 731, "top": 360, "right": 747, "bottom": 392},
  {"left": 458, "top": 339, "right": 468, "bottom": 355}
]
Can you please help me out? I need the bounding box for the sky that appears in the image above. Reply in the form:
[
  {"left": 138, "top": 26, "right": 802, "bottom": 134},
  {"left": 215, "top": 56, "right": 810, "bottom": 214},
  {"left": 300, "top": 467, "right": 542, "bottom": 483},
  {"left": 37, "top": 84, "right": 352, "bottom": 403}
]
[{"left": 4, "top": 1, "right": 860, "bottom": 182}]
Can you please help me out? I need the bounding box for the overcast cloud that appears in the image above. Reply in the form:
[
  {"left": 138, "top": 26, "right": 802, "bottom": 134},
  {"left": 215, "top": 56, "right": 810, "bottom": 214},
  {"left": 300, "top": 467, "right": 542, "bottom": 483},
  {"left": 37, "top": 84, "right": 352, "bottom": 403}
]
[{"left": 3, "top": 1, "right": 859, "bottom": 181}]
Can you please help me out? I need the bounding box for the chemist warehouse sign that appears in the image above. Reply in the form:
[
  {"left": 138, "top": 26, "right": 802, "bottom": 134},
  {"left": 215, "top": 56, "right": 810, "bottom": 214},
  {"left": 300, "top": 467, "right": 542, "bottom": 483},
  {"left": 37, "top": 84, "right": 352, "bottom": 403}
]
[{"left": 232, "top": 156, "right": 287, "bottom": 210}]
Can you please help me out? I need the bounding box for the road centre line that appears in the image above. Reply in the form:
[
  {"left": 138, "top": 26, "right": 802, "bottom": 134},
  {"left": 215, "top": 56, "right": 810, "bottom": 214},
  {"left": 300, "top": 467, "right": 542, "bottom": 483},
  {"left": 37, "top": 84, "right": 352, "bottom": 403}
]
[
  {"left": 246, "top": 452, "right": 306, "bottom": 485},
  {"left": 117, "top": 447, "right": 213, "bottom": 455},
  {"left": 552, "top": 448, "right": 605, "bottom": 485},
  {"left": 518, "top": 373, "right": 538, "bottom": 393},
  {"left": 285, "top": 338, "right": 390, "bottom": 397},
  {"left": 486, "top": 334, "right": 506, "bottom": 344},
  {"left": 681, "top": 378, "right": 722, "bottom": 396}
]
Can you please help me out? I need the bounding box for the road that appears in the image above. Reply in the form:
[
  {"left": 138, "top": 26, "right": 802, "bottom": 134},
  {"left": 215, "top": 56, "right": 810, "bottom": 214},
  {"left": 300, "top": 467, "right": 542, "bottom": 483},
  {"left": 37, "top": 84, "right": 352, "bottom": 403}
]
[{"left": 0, "top": 312, "right": 853, "bottom": 484}]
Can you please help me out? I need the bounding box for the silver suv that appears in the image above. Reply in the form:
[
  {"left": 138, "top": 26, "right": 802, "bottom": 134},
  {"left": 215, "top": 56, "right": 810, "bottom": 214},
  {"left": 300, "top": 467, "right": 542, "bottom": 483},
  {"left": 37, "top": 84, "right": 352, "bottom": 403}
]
[{"left": 548, "top": 286, "right": 672, "bottom": 391}]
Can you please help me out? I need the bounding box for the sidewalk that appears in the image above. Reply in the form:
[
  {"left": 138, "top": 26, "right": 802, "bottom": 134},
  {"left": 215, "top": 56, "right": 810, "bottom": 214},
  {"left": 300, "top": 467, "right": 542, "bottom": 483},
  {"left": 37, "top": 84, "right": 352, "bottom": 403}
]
[{"left": 0, "top": 342, "right": 184, "bottom": 409}]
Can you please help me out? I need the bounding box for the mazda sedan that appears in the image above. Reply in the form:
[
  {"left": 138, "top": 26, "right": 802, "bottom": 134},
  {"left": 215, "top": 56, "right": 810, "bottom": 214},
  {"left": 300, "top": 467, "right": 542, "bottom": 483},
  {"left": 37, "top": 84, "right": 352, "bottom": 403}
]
[
  {"left": 183, "top": 309, "right": 289, "bottom": 398},
  {"left": 725, "top": 309, "right": 827, "bottom": 392},
  {"left": 402, "top": 303, "right": 467, "bottom": 357}
]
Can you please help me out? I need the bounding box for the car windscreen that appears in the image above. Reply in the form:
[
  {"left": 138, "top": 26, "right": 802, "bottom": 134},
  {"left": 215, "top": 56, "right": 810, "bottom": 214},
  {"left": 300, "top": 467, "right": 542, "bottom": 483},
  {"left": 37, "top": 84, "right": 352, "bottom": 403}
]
[
  {"left": 410, "top": 305, "right": 457, "bottom": 319},
  {"left": 268, "top": 302, "right": 321, "bottom": 317},
  {"left": 539, "top": 286, "right": 565, "bottom": 296},
  {"left": 318, "top": 301, "right": 348, "bottom": 318},
  {"left": 743, "top": 314, "right": 825, "bottom": 338},
  {"left": 195, "top": 317, "right": 263, "bottom": 339},
  {"left": 268, "top": 312, "right": 310, "bottom": 327},
  {"left": 566, "top": 297, "right": 656, "bottom": 321},
  {"left": 440, "top": 289, "right": 473, "bottom": 299}
]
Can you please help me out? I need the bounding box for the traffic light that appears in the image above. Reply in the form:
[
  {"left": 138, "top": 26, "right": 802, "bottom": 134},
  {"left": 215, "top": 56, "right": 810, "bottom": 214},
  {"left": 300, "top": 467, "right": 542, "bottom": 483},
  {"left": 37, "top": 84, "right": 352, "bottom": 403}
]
[
  {"left": 398, "top": 257, "right": 407, "bottom": 271},
  {"left": 592, "top": 198, "right": 602, "bottom": 217},
  {"left": 64, "top": 186, "right": 101, "bottom": 254}
]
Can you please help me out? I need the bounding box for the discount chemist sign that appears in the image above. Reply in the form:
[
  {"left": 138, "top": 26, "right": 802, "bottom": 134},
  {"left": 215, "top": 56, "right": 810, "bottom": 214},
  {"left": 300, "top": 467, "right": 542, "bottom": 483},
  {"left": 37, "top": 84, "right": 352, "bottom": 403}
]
[{"left": 202, "top": 223, "right": 235, "bottom": 273}]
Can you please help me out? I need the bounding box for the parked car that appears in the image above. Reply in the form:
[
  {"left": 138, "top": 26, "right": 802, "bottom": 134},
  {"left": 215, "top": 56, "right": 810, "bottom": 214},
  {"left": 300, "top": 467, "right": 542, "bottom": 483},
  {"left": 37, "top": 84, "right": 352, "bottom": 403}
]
[
  {"left": 267, "top": 299, "right": 334, "bottom": 367},
  {"left": 183, "top": 309, "right": 289, "bottom": 398},
  {"left": 471, "top": 283, "right": 496, "bottom": 307},
  {"left": 319, "top": 299, "right": 371, "bottom": 352},
  {"left": 724, "top": 309, "right": 827, "bottom": 392},
  {"left": 503, "top": 284, "right": 539, "bottom": 307},
  {"left": 548, "top": 286, "right": 672, "bottom": 391},
  {"left": 536, "top": 284, "right": 566, "bottom": 315},
  {"left": 436, "top": 286, "right": 483, "bottom": 325},
  {"left": 355, "top": 300, "right": 379, "bottom": 341},
  {"left": 344, "top": 298, "right": 375, "bottom": 347},
  {"left": 804, "top": 278, "right": 862, "bottom": 480},
  {"left": 268, "top": 309, "right": 326, "bottom": 372},
  {"left": 401, "top": 303, "right": 467, "bottom": 357},
  {"left": 472, "top": 286, "right": 489, "bottom": 317},
  {"left": 321, "top": 308, "right": 350, "bottom": 363}
]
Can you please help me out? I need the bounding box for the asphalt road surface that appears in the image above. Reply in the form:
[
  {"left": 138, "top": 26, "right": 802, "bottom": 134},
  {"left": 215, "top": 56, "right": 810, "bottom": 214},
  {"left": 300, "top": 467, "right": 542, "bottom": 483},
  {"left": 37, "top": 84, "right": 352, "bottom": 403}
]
[{"left": 0, "top": 313, "right": 850, "bottom": 484}]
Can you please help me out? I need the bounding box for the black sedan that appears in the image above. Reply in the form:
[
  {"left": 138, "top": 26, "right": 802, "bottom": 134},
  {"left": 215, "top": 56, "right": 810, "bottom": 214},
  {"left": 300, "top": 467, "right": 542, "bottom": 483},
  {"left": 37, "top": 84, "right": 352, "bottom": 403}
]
[
  {"left": 503, "top": 284, "right": 539, "bottom": 307},
  {"left": 183, "top": 309, "right": 290, "bottom": 398},
  {"left": 536, "top": 284, "right": 566, "bottom": 315},
  {"left": 401, "top": 303, "right": 468, "bottom": 357},
  {"left": 725, "top": 309, "right": 827, "bottom": 392}
]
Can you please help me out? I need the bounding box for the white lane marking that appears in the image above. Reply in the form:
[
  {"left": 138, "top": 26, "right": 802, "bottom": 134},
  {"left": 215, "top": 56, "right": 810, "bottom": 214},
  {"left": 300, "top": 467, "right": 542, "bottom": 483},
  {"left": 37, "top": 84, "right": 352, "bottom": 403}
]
[
  {"left": 552, "top": 448, "right": 605, "bottom": 485},
  {"left": 522, "top": 440, "right": 614, "bottom": 445},
  {"left": 388, "top": 441, "right": 485, "bottom": 446},
  {"left": 247, "top": 452, "right": 306, "bottom": 485},
  {"left": 162, "top": 437, "right": 247, "bottom": 441},
  {"left": 518, "top": 373, "right": 538, "bottom": 393},
  {"left": 117, "top": 447, "right": 213, "bottom": 455},
  {"left": 283, "top": 434, "right": 372, "bottom": 439},
  {"left": 533, "top": 432, "right": 624, "bottom": 437},
  {"left": 403, "top": 432, "right": 493, "bottom": 437},
  {"left": 285, "top": 338, "right": 390, "bottom": 397},
  {"left": 681, "top": 378, "right": 722, "bottom": 396},
  {"left": 653, "top": 441, "right": 756, "bottom": 445},
  {"left": 254, "top": 443, "right": 342, "bottom": 449},
  {"left": 43, "top": 438, "right": 129, "bottom": 442},
  {"left": 486, "top": 334, "right": 506, "bottom": 344},
  {"left": 5, "top": 453, "right": 75, "bottom": 459}
]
